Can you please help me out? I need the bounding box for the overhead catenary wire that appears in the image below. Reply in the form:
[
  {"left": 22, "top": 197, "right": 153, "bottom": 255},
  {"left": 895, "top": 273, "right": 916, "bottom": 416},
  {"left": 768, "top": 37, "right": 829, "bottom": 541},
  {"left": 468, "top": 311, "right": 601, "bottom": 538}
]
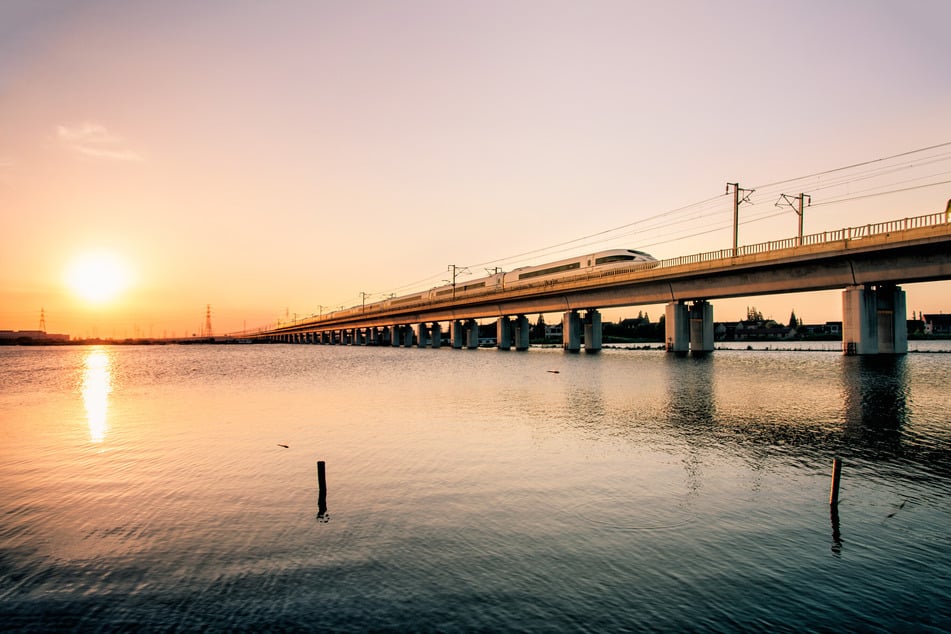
[{"left": 317, "top": 140, "right": 951, "bottom": 310}]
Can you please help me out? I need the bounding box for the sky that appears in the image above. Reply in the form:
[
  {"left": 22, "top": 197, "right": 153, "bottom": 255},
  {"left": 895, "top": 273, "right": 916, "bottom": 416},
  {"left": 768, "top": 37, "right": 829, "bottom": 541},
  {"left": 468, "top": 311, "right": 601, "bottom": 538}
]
[{"left": 2, "top": 0, "right": 950, "bottom": 339}]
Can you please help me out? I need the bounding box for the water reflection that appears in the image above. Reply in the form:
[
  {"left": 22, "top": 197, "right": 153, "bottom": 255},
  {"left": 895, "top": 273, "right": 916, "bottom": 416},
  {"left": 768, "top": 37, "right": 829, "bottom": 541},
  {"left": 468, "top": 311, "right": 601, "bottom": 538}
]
[
  {"left": 842, "top": 356, "right": 908, "bottom": 452},
  {"left": 663, "top": 355, "right": 717, "bottom": 494},
  {"left": 81, "top": 348, "right": 112, "bottom": 442},
  {"left": 664, "top": 355, "right": 717, "bottom": 428}
]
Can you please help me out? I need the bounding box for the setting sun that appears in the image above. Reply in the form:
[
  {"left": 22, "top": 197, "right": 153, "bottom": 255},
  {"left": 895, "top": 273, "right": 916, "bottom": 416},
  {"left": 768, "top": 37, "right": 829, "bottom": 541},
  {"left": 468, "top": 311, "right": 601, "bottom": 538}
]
[{"left": 65, "top": 251, "right": 133, "bottom": 304}]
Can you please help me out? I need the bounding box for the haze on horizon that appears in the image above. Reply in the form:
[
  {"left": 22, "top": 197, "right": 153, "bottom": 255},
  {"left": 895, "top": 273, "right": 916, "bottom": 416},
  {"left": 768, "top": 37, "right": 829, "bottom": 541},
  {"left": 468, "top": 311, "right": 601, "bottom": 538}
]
[{"left": 1, "top": 0, "right": 950, "bottom": 339}]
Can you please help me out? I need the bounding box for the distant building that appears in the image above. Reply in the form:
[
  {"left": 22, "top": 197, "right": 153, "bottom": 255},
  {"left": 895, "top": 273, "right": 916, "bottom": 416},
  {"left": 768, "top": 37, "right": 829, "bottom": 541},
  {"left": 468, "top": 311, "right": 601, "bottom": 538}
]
[
  {"left": 0, "top": 330, "right": 70, "bottom": 343},
  {"left": 923, "top": 314, "right": 951, "bottom": 335}
]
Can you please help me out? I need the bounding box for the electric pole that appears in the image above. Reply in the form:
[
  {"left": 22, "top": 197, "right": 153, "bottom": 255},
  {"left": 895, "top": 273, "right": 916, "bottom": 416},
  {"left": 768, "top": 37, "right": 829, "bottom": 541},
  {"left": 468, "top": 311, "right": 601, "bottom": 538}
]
[
  {"left": 447, "top": 264, "right": 469, "bottom": 300},
  {"left": 204, "top": 304, "right": 213, "bottom": 337},
  {"left": 727, "top": 182, "right": 755, "bottom": 256},
  {"left": 776, "top": 193, "right": 811, "bottom": 244}
]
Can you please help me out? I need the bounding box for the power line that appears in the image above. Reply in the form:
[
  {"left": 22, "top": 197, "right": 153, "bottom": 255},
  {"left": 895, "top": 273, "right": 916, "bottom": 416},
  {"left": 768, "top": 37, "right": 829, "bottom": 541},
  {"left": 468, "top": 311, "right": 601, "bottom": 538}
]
[
  {"left": 751, "top": 140, "right": 951, "bottom": 190},
  {"left": 320, "top": 140, "right": 951, "bottom": 309},
  {"left": 810, "top": 178, "right": 951, "bottom": 207}
]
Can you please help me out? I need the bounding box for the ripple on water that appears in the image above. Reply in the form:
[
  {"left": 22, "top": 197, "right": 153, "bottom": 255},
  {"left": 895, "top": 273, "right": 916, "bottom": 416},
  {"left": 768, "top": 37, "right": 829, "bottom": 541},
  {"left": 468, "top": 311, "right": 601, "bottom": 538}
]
[{"left": 573, "top": 490, "right": 697, "bottom": 532}]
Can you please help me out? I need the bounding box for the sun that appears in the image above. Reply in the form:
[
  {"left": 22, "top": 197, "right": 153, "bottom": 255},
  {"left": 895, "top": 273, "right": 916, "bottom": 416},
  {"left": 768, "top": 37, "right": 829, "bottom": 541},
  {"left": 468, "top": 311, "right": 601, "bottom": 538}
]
[{"left": 65, "top": 251, "right": 133, "bottom": 304}]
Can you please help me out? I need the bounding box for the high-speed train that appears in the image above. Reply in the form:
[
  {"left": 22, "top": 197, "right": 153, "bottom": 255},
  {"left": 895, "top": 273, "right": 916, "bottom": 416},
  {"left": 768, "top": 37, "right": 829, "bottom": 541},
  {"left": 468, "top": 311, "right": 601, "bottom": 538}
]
[{"left": 377, "top": 248, "right": 657, "bottom": 311}]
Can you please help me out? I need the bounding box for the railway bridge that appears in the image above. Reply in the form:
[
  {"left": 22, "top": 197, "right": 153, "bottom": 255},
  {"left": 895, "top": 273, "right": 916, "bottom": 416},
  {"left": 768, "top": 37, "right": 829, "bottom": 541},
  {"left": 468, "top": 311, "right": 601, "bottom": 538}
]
[{"left": 250, "top": 211, "right": 951, "bottom": 355}]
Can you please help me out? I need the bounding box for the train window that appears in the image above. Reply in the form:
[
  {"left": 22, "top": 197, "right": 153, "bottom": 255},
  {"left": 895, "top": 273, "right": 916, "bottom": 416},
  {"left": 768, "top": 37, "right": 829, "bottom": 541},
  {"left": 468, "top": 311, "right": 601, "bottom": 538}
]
[
  {"left": 595, "top": 254, "right": 637, "bottom": 265},
  {"left": 391, "top": 294, "right": 424, "bottom": 305},
  {"left": 518, "top": 262, "right": 581, "bottom": 280}
]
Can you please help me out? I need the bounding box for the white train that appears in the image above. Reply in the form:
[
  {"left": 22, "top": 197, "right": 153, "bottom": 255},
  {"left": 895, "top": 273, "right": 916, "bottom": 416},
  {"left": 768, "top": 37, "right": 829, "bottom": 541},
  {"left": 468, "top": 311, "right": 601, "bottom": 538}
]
[{"left": 375, "top": 248, "right": 657, "bottom": 312}]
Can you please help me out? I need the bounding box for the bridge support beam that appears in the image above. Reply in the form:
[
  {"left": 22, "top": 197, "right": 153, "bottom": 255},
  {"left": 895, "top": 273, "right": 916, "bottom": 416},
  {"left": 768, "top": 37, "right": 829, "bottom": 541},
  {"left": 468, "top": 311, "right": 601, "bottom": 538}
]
[
  {"left": 842, "top": 284, "right": 907, "bottom": 355},
  {"left": 666, "top": 302, "right": 689, "bottom": 354},
  {"left": 690, "top": 301, "right": 714, "bottom": 355},
  {"left": 415, "top": 323, "right": 431, "bottom": 348},
  {"left": 402, "top": 325, "right": 415, "bottom": 348},
  {"left": 563, "top": 310, "right": 581, "bottom": 352},
  {"left": 431, "top": 322, "right": 442, "bottom": 348},
  {"left": 514, "top": 315, "right": 530, "bottom": 351},
  {"left": 466, "top": 319, "right": 479, "bottom": 349},
  {"left": 584, "top": 309, "right": 602, "bottom": 352},
  {"left": 497, "top": 317, "right": 512, "bottom": 350},
  {"left": 389, "top": 325, "right": 401, "bottom": 347},
  {"left": 666, "top": 300, "right": 712, "bottom": 355},
  {"left": 450, "top": 320, "right": 464, "bottom": 349}
]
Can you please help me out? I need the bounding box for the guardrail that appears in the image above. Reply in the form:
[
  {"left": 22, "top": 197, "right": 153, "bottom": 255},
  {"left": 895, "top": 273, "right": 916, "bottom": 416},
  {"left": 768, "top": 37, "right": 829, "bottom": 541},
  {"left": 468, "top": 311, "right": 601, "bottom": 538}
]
[
  {"left": 654, "top": 211, "right": 947, "bottom": 271},
  {"left": 248, "top": 211, "right": 948, "bottom": 335}
]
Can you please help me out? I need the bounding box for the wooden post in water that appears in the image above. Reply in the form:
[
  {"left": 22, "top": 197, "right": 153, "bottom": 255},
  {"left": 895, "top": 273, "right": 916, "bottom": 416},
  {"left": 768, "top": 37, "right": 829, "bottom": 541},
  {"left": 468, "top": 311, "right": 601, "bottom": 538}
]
[
  {"left": 317, "top": 460, "right": 328, "bottom": 518},
  {"left": 829, "top": 457, "right": 842, "bottom": 505}
]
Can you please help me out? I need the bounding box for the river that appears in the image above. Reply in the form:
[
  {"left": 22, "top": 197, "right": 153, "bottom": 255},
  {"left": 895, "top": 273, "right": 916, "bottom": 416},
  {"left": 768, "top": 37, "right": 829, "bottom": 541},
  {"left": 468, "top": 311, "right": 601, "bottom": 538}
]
[{"left": 1, "top": 343, "right": 949, "bottom": 631}]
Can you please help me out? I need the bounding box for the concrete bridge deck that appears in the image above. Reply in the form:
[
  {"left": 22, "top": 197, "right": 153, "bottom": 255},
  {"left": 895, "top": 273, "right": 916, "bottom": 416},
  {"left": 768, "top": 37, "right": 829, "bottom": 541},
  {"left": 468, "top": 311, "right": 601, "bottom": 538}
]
[{"left": 253, "top": 212, "right": 951, "bottom": 355}]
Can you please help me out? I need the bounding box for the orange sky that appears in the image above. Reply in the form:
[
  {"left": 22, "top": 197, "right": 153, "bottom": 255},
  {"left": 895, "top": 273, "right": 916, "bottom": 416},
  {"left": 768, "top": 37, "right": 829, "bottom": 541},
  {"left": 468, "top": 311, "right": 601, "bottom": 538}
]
[{"left": 2, "top": 1, "right": 950, "bottom": 338}]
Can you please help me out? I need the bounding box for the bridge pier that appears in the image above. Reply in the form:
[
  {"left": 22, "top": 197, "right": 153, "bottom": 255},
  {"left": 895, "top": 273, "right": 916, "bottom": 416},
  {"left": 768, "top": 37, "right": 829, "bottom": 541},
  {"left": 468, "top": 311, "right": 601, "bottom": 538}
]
[
  {"left": 514, "top": 315, "right": 530, "bottom": 351},
  {"left": 451, "top": 320, "right": 464, "bottom": 349},
  {"left": 466, "top": 319, "right": 479, "bottom": 349},
  {"left": 415, "top": 323, "right": 431, "bottom": 348},
  {"left": 431, "top": 322, "right": 442, "bottom": 348},
  {"left": 666, "top": 300, "right": 713, "bottom": 355},
  {"left": 563, "top": 310, "right": 581, "bottom": 352},
  {"left": 842, "top": 284, "right": 907, "bottom": 355},
  {"left": 402, "top": 325, "right": 415, "bottom": 347},
  {"left": 497, "top": 317, "right": 512, "bottom": 350},
  {"left": 584, "top": 309, "right": 602, "bottom": 352}
]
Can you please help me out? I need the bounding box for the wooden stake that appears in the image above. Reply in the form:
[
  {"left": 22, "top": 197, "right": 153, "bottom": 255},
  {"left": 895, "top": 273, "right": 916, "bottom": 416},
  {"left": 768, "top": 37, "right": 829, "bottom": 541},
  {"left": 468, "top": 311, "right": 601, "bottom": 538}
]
[
  {"left": 317, "top": 460, "right": 327, "bottom": 517},
  {"left": 829, "top": 457, "right": 842, "bottom": 506}
]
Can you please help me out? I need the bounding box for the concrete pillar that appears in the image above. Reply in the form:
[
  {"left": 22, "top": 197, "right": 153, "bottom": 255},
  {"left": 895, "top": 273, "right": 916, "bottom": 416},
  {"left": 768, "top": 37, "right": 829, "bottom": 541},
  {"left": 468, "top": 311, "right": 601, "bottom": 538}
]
[
  {"left": 451, "top": 320, "right": 465, "bottom": 349},
  {"left": 353, "top": 328, "right": 364, "bottom": 346},
  {"left": 368, "top": 328, "right": 378, "bottom": 346},
  {"left": 689, "top": 300, "right": 714, "bottom": 355},
  {"left": 563, "top": 310, "right": 581, "bottom": 352},
  {"left": 402, "top": 325, "right": 415, "bottom": 347},
  {"left": 389, "top": 325, "right": 401, "bottom": 347},
  {"left": 843, "top": 284, "right": 907, "bottom": 355},
  {"left": 497, "top": 317, "right": 512, "bottom": 350},
  {"left": 415, "top": 323, "right": 430, "bottom": 348},
  {"left": 514, "top": 315, "right": 530, "bottom": 351},
  {"left": 584, "top": 309, "right": 602, "bottom": 352},
  {"left": 665, "top": 301, "right": 689, "bottom": 354},
  {"left": 431, "top": 322, "right": 442, "bottom": 348},
  {"left": 466, "top": 319, "right": 479, "bottom": 349}
]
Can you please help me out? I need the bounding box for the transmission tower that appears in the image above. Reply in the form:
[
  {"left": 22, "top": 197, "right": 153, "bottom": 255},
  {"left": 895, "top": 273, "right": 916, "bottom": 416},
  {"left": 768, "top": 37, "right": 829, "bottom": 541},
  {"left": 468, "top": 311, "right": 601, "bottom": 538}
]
[
  {"left": 39, "top": 307, "right": 47, "bottom": 333},
  {"left": 204, "top": 304, "right": 213, "bottom": 337}
]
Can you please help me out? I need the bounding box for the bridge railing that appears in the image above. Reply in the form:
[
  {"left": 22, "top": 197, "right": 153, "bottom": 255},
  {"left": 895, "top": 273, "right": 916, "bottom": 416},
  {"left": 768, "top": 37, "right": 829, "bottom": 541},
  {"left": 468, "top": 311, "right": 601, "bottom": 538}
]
[{"left": 650, "top": 210, "right": 947, "bottom": 272}]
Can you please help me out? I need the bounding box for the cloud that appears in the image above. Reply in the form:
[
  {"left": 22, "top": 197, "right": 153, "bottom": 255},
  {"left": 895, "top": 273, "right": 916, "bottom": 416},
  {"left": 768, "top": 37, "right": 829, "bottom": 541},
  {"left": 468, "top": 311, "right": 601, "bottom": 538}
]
[{"left": 56, "top": 123, "right": 143, "bottom": 162}]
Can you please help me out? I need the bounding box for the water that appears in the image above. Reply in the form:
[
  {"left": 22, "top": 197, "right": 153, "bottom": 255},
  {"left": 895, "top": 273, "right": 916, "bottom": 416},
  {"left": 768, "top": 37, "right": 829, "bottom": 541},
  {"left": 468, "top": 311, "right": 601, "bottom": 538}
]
[{"left": 1, "top": 343, "right": 950, "bottom": 631}]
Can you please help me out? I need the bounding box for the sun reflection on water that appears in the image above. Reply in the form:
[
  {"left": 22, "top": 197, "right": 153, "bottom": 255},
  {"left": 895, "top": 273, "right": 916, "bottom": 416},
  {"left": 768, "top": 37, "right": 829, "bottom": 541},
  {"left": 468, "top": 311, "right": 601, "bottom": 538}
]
[{"left": 82, "top": 348, "right": 112, "bottom": 442}]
